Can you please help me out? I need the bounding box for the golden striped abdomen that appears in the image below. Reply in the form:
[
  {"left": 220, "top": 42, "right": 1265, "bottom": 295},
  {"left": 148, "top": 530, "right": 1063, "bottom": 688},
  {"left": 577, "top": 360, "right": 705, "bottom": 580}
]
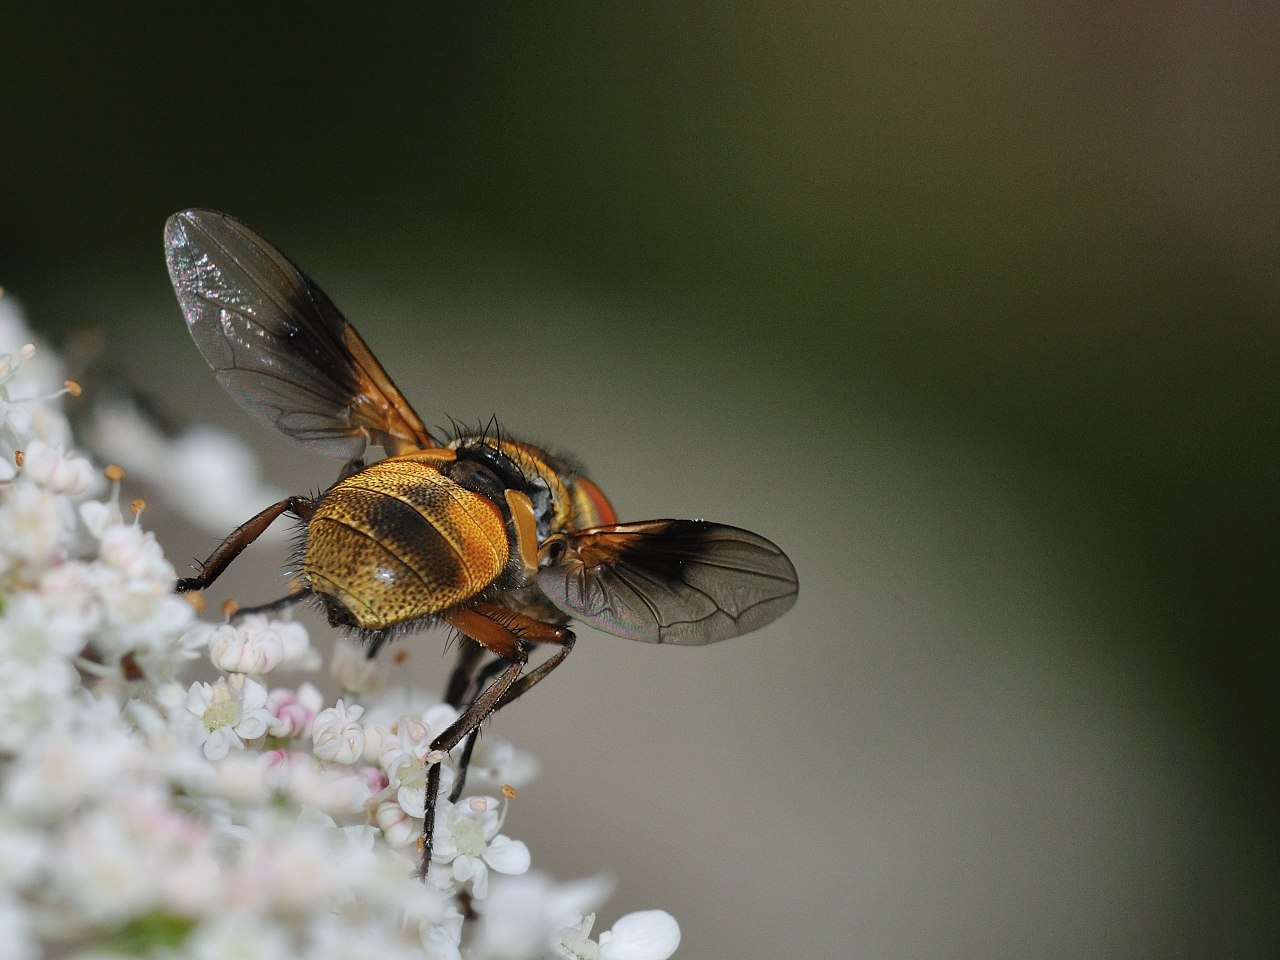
[{"left": 303, "top": 454, "right": 509, "bottom": 630}]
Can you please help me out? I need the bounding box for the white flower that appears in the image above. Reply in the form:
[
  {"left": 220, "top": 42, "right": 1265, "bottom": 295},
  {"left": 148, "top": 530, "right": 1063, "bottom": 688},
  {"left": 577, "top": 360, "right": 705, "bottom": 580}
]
[
  {"left": 0, "top": 818, "right": 47, "bottom": 888},
  {"left": 378, "top": 715, "right": 456, "bottom": 819},
  {"left": 0, "top": 297, "right": 684, "bottom": 960},
  {"left": 0, "top": 590, "right": 87, "bottom": 683},
  {"left": 311, "top": 699, "right": 367, "bottom": 764},
  {"left": 361, "top": 693, "right": 458, "bottom": 763},
  {"left": 97, "top": 521, "right": 172, "bottom": 581},
  {"left": 121, "top": 616, "right": 214, "bottom": 683},
  {"left": 206, "top": 751, "right": 273, "bottom": 806},
  {"left": 330, "top": 635, "right": 387, "bottom": 695},
  {"left": 92, "top": 573, "right": 194, "bottom": 656},
  {"left": 77, "top": 497, "right": 121, "bottom": 538},
  {"left": 556, "top": 911, "right": 682, "bottom": 960},
  {"left": 228, "top": 809, "right": 370, "bottom": 915},
  {"left": 84, "top": 405, "right": 286, "bottom": 538},
  {"left": 260, "top": 750, "right": 374, "bottom": 817},
  {"left": 419, "top": 700, "right": 462, "bottom": 737},
  {"left": 173, "top": 621, "right": 219, "bottom": 658},
  {"left": 37, "top": 560, "right": 105, "bottom": 634},
  {"left": 0, "top": 437, "right": 17, "bottom": 483},
  {"left": 418, "top": 917, "right": 466, "bottom": 960},
  {"left": 462, "top": 735, "right": 540, "bottom": 793},
  {"left": 207, "top": 619, "right": 286, "bottom": 675},
  {"left": 48, "top": 787, "right": 218, "bottom": 924},
  {"left": 0, "top": 480, "right": 71, "bottom": 579},
  {"left": 87, "top": 519, "right": 194, "bottom": 658},
  {"left": 0, "top": 303, "right": 61, "bottom": 398},
  {"left": 556, "top": 916, "right": 603, "bottom": 960},
  {"left": 0, "top": 595, "right": 86, "bottom": 752},
  {"left": 429, "top": 796, "right": 530, "bottom": 898},
  {"left": 181, "top": 912, "right": 295, "bottom": 960},
  {"left": 468, "top": 873, "right": 613, "bottom": 960},
  {"left": 213, "top": 613, "right": 315, "bottom": 671},
  {"left": 19, "top": 438, "right": 97, "bottom": 496},
  {"left": 1, "top": 706, "right": 150, "bottom": 821},
  {"left": 271, "top": 617, "right": 319, "bottom": 669},
  {"left": 185, "top": 674, "right": 271, "bottom": 760},
  {"left": 0, "top": 894, "right": 37, "bottom": 960}
]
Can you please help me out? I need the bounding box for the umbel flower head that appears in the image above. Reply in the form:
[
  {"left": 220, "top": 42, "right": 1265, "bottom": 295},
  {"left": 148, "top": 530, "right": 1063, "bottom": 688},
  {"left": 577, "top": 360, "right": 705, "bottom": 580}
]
[{"left": 0, "top": 293, "right": 680, "bottom": 959}]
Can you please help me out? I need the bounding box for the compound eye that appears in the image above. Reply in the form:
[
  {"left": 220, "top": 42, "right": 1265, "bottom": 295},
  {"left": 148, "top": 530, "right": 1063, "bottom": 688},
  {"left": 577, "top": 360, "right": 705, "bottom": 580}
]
[{"left": 443, "top": 459, "right": 505, "bottom": 502}]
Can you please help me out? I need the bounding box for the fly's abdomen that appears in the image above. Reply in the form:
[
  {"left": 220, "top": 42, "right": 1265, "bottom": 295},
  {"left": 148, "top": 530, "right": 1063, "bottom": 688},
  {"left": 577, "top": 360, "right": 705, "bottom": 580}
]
[{"left": 304, "top": 457, "right": 509, "bottom": 629}]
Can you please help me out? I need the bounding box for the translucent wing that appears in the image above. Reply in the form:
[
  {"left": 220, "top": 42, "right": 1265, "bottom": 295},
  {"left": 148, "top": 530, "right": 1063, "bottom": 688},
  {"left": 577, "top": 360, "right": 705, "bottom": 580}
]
[
  {"left": 164, "top": 209, "right": 436, "bottom": 459},
  {"left": 536, "top": 520, "right": 798, "bottom": 644}
]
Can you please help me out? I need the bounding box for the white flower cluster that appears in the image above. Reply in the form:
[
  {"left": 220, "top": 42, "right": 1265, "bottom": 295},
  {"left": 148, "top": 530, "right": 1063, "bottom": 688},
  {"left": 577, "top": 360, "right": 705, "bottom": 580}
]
[{"left": 0, "top": 294, "right": 680, "bottom": 960}]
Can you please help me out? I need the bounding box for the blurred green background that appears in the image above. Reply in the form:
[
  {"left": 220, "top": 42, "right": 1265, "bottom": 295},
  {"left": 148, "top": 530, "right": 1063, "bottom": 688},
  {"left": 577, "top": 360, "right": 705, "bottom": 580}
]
[{"left": 5, "top": 4, "right": 1277, "bottom": 958}]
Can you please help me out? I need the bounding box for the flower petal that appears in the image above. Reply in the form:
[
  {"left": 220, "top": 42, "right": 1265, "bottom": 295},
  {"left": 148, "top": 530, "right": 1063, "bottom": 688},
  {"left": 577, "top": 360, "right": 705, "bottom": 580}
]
[
  {"left": 600, "top": 910, "right": 681, "bottom": 960},
  {"left": 484, "top": 835, "right": 531, "bottom": 875}
]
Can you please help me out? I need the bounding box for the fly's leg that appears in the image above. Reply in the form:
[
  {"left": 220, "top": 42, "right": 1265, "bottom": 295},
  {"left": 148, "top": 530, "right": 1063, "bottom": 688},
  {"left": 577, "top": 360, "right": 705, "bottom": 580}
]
[
  {"left": 443, "top": 640, "right": 485, "bottom": 706},
  {"left": 175, "top": 496, "right": 314, "bottom": 593},
  {"left": 448, "top": 654, "right": 517, "bottom": 802},
  {"left": 417, "top": 605, "right": 573, "bottom": 879},
  {"left": 228, "top": 585, "right": 313, "bottom": 619}
]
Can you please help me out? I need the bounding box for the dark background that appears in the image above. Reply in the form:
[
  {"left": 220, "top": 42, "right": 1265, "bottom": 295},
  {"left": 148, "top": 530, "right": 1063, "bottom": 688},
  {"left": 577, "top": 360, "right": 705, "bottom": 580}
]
[{"left": 5, "top": 5, "right": 1277, "bottom": 958}]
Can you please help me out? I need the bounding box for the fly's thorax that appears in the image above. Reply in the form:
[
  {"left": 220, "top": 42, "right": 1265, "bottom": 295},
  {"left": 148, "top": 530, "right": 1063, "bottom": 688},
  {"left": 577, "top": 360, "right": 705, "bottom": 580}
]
[
  {"left": 445, "top": 435, "right": 573, "bottom": 540},
  {"left": 501, "top": 439, "right": 618, "bottom": 531},
  {"left": 303, "top": 455, "right": 509, "bottom": 630},
  {"left": 448, "top": 435, "right": 619, "bottom": 535},
  {"left": 565, "top": 471, "right": 618, "bottom": 529}
]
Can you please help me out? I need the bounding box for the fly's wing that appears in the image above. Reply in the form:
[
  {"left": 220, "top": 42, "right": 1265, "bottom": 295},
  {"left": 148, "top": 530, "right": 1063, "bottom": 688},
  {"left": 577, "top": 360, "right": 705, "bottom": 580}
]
[
  {"left": 164, "top": 209, "right": 437, "bottom": 460},
  {"left": 536, "top": 520, "right": 798, "bottom": 644}
]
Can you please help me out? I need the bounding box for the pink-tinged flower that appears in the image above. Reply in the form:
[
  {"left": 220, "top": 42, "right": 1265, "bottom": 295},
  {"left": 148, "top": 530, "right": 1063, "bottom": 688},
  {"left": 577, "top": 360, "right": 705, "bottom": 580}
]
[
  {"left": 375, "top": 797, "right": 420, "bottom": 849},
  {"left": 266, "top": 682, "right": 324, "bottom": 738},
  {"left": 50, "top": 787, "right": 220, "bottom": 923},
  {"left": 429, "top": 796, "right": 530, "bottom": 898},
  {"left": 185, "top": 674, "right": 271, "bottom": 760}
]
